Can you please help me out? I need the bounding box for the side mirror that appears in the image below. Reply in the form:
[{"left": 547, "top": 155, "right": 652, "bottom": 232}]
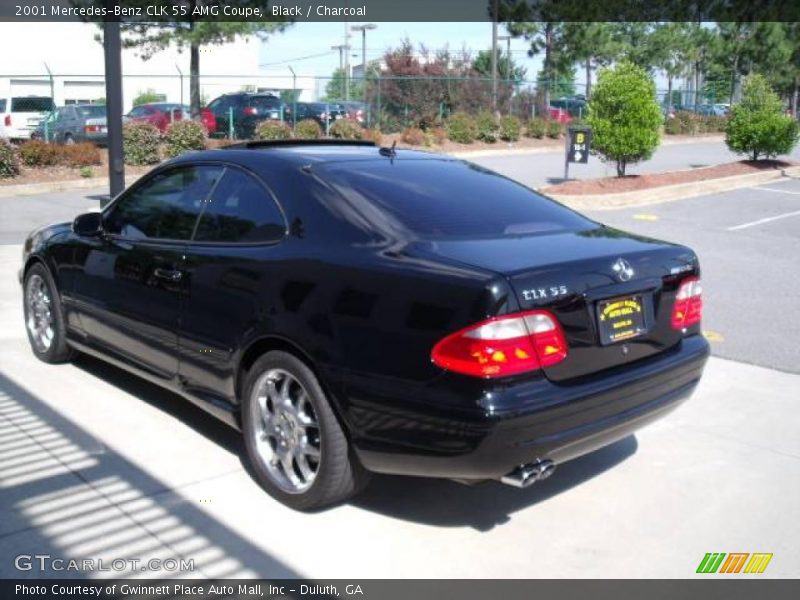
[{"left": 73, "top": 212, "right": 104, "bottom": 237}]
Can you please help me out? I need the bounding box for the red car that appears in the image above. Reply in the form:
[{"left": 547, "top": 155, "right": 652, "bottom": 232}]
[{"left": 124, "top": 103, "right": 189, "bottom": 132}]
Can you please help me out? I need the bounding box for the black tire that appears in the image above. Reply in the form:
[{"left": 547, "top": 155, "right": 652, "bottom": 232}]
[
  {"left": 63, "top": 134, "right": 75, "bottom": 145},
  {"left": 23, "top": 262, "right": 74, "bottom": 364},
  {"left": 241, "top": 350, "right": 369, "bottom": 510}
]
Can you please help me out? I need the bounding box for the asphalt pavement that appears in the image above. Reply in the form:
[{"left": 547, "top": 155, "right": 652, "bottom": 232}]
[{"left": 1, "top": 140, "right": 799, "bottom": 578}]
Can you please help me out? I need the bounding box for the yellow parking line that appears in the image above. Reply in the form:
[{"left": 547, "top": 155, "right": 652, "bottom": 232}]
[
  {"left": 633, "top": 214, "right": 659, "bottom": 221},
  {"left": 703, "top": 330, "right": 724, "bottom": 342}
]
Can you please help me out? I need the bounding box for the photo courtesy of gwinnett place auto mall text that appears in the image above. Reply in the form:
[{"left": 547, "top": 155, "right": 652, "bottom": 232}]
[{"left": 0, "top": 0, "right": 798, "bottom": 598}]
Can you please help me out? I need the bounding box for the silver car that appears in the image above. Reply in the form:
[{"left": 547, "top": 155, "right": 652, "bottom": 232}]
[{"left": 32, "top": 104, "right": 107, "bottom": 145}]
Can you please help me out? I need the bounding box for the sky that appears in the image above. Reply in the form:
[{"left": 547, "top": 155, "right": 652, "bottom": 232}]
[{"left": 257, "top": 22, "right": 545, "bottom": 80}]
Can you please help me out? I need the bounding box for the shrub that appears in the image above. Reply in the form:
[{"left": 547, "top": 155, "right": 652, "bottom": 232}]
[
  {"left": 526, "top": 117, "right": 546, "bottom": 139},
  {"left": 446, "top": 112, "right": 478, "bottom": 144},
  {"left": 401, "top": 126, "right": 426, "bottom": 145},
  {"left": 294, "top": 119, "right": 322, "bottom": 139},
  {"left": 725, "top": 74, "right": 799, "bottom": 161},
  {"left": 79, "top": 166, "right": 94, "bottom": 178},
  {"left": 164, "top": 120, "right": 207, "bottom": 158},
  {"left": 60, "top": 142, "right": 102, "bottom": 168},
  {"left": 587, "top": 61, "right": 663, "bottom": 176},
  {"left": 19, "top": 140, "right": 60, "bottom": 167},
  {"left": 362, "top": 128, "right": 383, "bottom": 145},
  {"left": 664, "top": 116, "right": 682, "bottom": 135},
  {"left": 674, "top": 110, "right": 701, "bottom": 135},
  {"left": 703, "top": 115, "right": 728, "bottom": 133},
  {"left": 499, "top": 115, "right": 521, "bottom": 142},
  {"left": 546, "top": 120, "right": 563, "bottom": 139},
  {"left": 476, "top": 111, "right": 499, "bottom": 143},
  {"left": 254, "top": 120, "right": 292, "bottom": 141},
  {"left": 122, "top": 122, "right": 161, "bottom": 165},
  {"left": 0, "top": 139, "right": 19, "bottom": 178},
  {"left": 429, "top": 126, "right": 447, "bottom": 145},
  {"left": 329, "top": 118, "right": 364, "bottom": 140}
]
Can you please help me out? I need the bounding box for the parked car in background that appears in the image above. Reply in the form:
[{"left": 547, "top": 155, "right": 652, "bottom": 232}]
[
  {"left": 20, "top": 140, "right": 709, "bottom": 510},
  {"left": 204, "top": 93, "right": 289, "bottom": 139},
  {"left": 337, "top": 101, "right": 368, "bottom": 124},
  {"left": 694, "top": 104, "right": 729, "bottom": 117},
  {"left": 31, "top": 104, "right": 107, "bottom": 145},
  {"left": 548, "top": 96, "right": 586, "bottom": 123},
  {"left": 0, "top": 95, "right": 55, "bottom": 141},
  {"left": 293, "top": 102, "right": 347, "bottom": 128},
  {"left": 124, "top": 102, "right": 189, "bottom": 132}
]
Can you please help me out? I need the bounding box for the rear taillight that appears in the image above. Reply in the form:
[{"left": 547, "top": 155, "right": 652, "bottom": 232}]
[
  {"left": 431, "top": 310, "right": 568, "bottom": 378},
  {"left": 243, "top": 107, "right": 258, "bottom": 116},
  {"left": 671, "top": 277, "right": 703, "bottom": 330},
  {"left": 4, "top": 115, "right": 10, "bottom": 127},
  {"left": 85, "top": 125, "right": 98, "bottom": 133}
]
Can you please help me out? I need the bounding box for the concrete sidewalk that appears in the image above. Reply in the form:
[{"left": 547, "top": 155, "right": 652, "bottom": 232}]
[{"left": 1, "top": 244, "right": 798, "bottom": 578}]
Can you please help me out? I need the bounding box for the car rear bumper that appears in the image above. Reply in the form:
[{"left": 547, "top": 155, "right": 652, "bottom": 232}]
[{"left": 352, "top": 334, "right": 710, "bottom": 481}]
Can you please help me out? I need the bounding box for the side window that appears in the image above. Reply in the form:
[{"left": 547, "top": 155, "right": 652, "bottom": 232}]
[
  {"left": 104, "top": 165, "right": 223, "bottom": 240},
  {"left": 0, "top": 99, "right": 6, "bottom": 113},
  {"left": 127, "top": 106, "right": 145, "bottom": 118},
  {"left": 194, "top": 168, "right": 285, "bottom": 243}
]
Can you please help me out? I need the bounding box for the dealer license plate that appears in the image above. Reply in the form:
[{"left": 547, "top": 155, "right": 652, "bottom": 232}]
[{"left": 597, "top": 294, "right": 647, "bottom": 345}]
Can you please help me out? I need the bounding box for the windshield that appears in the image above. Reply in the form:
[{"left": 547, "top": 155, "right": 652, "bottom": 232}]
[
  {"left": 76, "top": 105, "right": 106, "bottom": 118},
  {"left": 11, "top": 97, "right": 54, "bottom": 112},
  {"left": 317, "top": 159, "right": 594, "bottom": 239}
]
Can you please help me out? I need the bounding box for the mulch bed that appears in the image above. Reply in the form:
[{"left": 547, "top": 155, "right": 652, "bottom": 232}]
[{"left": 540, "top": 160, "right": 798, "bottom": 196}]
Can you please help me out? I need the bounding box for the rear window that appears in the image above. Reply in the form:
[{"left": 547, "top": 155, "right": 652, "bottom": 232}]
[
  {"left": 317, "top": 159, "right": 593, "bottom": 238},
  {"left": 76, "top": 105, "right": 106, "bottom": 118},
  {"left": 250, "top": 96, "right": 281, "bottom": 109},
  {"left": 11, "top": 97, "right": 54, "bottom": 113}
]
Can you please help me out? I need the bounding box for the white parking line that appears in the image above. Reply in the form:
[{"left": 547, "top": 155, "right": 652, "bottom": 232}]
[
  {"left": 752, "top": 186, "right": 800, "bottom": 196},
  {"left": 728, "top": 210, "right": 800, "bottom": 231}
]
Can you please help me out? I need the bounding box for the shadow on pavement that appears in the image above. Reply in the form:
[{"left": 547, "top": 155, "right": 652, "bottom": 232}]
[
  {"left": 0, "top": 370, "right": 301, "bottom": 579},
  {"left": 351, "top": 436, "right": 638, "bottom": 532}
]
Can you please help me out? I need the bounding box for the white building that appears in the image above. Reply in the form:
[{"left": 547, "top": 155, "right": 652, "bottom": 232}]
[{"left": 0, "top": 22, "right": 316, "bottom": 110}]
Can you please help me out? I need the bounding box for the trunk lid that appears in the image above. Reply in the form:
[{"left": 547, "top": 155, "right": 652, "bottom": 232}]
[{"left": 409, "top": 226, "right": 700, "bottom": 381}]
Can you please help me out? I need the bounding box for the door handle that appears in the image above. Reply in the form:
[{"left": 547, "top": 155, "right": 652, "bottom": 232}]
[{"left": 153, "top": 268, "right": 183, "bottom": 282}]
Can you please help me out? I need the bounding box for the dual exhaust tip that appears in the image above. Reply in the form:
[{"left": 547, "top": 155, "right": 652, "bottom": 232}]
[{"left": 500, "top": 459, "right": 556, "bottom": 488}]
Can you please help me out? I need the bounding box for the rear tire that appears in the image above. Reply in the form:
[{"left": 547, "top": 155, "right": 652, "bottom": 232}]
[
  {"left": 63, "top": 134, "right": 75, "bottom": 145},
  {"left": 23, "top": 262, "right": 74, "bottom": 364},
  {"left": 241, "top": 351, "right": 369, "bottom": 510}
]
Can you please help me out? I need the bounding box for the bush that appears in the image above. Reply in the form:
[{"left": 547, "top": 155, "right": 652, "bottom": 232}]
[
  {"left": 476, "top": 111, "right": 499, "bottom": 143},
  {"left": 294, "top": 119, "right": 322, "bottom": 139},
  {"left": 546, "top": 120, "right": 563, "bottom": 139},
  {"left": 329, "top": 118, "right": 364, "bottom": 140},
  {"left": 254, "top": 120, "right": 292, "bottom": 141},
  {"left": 122, "top": 122, "right": 161, "bottom": 165},
  {"left": 674, "top": 110, "right": 701, "bottom": 135},
  {"left": 526, "top": 117, "right": 546, "bottom": 139},
  {"left": 362, "top": 128, "right": 383, "bottom": 145},
  {"left": 401, "top": 126, "right": 426, "bottom": 145},
  {"left": 446, "top": 112, "right": 478, "bottom": 144},
  {"left": 0, "top": 139, "right": 19, "bottom": 178},
  {"left": 725, "top": 74, "right": 799, "bottom": 161},
  {"left": 587, "top": 61, "right": 663, "bottom": 176},
  {"left": 19, "top": 140, "right": 60, "bottom": 167},
  {"left": 164, "top": 120, "right": 207, "bottom": 158},
  {"left": 60, "top": 142, "right": 102, "bottom": 168},
  {"left": 429, "top": 126, "right": 447, "bottom": 145},
  {"left": 79, "top": 166, "right": 94, "bottom": 178},
  {"left": 497, "top": 116, "right": 521, "bottom": 142},
  {"left": 664, "top": 116, "right": 682, "bottom": 135}
]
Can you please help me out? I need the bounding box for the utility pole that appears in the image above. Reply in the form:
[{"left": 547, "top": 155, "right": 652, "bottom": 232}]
[
  {"left": 103, "top": 2, "right": 125, "bottom": 202},
  {"left": 343, "top": 22, "right": 351, "bottom": 101},
  {"left": 351, "top": 23, "right": 377, "bottom": 101},
  {"left": 491, "top": 0, "right": 499, "bottom": 112}
]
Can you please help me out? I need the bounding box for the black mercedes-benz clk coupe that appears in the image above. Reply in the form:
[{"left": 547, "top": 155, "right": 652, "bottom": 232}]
[{"left": 20, "top": 140, "right": 709, "bottom": 510}]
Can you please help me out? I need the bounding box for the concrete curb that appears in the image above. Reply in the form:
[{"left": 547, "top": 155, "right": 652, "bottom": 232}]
[
  {"left": 0, "top": 177, "right": 111, "bottom": 198},
  {"left": 450, "top": 134, "right": 725, "bottom": 159},
  {"left": 546, "top": 165, "right": 800, "bottom": 211}
]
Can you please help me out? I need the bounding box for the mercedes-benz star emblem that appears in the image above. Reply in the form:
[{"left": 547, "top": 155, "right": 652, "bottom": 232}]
[{"left": 612, "top": 258, "right": 635, "bottom": 282}]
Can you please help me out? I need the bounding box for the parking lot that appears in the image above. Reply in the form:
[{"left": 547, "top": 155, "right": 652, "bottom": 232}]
[{"left": 1, "top": 161, "right": 799, "bottom": 578}]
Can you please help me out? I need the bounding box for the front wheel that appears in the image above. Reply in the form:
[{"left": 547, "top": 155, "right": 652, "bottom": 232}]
[
  {"left": 23, "top": 263, "right": 74, "bottom": 363},
  {"left": 241, "top": 351, "right": 369, "bottom": 510}
]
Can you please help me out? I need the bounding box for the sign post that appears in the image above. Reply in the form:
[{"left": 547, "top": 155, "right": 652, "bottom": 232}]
[{"left": 564, "top": 126, "right": 591, "bottom": 180}]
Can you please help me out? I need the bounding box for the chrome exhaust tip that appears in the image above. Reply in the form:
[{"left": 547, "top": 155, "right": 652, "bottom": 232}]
[{"left": 500, "top": 460, "right": 555, "bottom": 488}]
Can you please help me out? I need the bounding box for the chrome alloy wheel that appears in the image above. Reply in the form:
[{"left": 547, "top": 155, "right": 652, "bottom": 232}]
[
  {"left": 249, "top": 368, "right": 322, "bottom": 493},
  {"left": 25, "top": 273, "right": 54, "bottom": 353}
]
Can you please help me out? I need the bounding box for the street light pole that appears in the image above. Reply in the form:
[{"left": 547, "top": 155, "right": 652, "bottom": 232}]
[
  {"left": 351, "top": 24, "right": 377, "bottom": 102},
  {"left": 103, "top": 3, "right": 125, "bottom": 202},
  {"left": 491, "top": 0, "right": 499, "bottom": 112}
]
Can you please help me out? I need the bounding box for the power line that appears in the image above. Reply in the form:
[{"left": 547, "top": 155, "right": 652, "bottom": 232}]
[{"left": 259, "top": 50, "right": 335, "bottom": 67}]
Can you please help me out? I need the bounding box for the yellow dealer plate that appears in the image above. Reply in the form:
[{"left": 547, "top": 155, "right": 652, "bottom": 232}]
[{"left": 597, "top": 295, "right": 646, "bottom": 345}]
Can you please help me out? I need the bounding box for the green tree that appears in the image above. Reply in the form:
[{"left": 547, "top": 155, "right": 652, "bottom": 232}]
[
  {"left": 650, "top": 23, "right": 692, "bottom": 111},
  {"left": 725, "top": 74, "right": 799, "bottom": 161},
  {"left": 83, "top": 1, "right": 291, "bottom": 117},
  {"left": 587, "top": 62, "right": 662, "bottom": 177},
  {"left": 132, "top": 89, "right": 163, "bottom": 106},
  {"left": 507, "top": 22, "right": 569, "bottom": 109},
  {"left": 323, "top": 68, "right": 364, "bottom": 101},
  {"left": 561, "top": 22, "right": 620, "bottom": 99},
  {"left": 471, "top": 48, "right": 527, "bottom": 83}
]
